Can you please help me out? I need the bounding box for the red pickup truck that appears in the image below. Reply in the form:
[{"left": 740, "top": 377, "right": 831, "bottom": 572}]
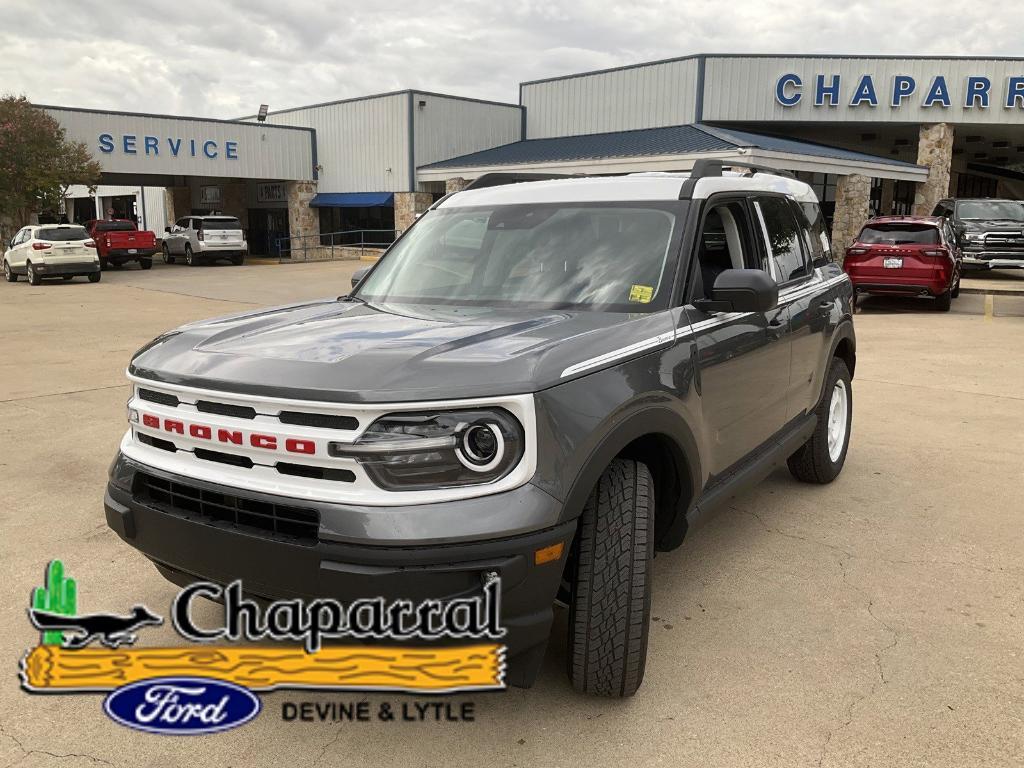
[{"left": 85, "top": 220, "right": 159, "bottom": 269}]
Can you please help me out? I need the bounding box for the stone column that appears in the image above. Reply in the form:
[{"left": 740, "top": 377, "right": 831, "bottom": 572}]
[
  {"left": 163, "top": 189, "right": 176, "bottom": 228},
  {"left": 445, "top": 177, "right": 469, "bottom": 194},
  {"left": 912, "top": 123, "right": 954, "bottom": 216},
  {"left": 831, "top": 173, "right": 872, "bottom": 261},
  {"left": 286, "top": 180, "right": 319, "bottom": 259},
  {"left": 879, "top": 179, "right": 895, "bottom": 216},
  {"left": 394, "top": 192, "right": 434, "bottom": 234}
]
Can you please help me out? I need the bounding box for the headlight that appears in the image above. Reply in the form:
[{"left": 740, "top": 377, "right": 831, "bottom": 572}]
[
  {"left": 964, "top": 233, "right": 984, "bottom": 242},
  {"left": 329, "top": 408, "right": 525, "bottom": 490}
]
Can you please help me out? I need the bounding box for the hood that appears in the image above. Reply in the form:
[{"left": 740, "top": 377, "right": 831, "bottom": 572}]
[{"left": 129, "top": 298, "right": 674, "bottom": 403}]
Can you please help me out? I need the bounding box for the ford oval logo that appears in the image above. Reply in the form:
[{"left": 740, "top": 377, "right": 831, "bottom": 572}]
[{"left": 103, "top": 676, "right": 261, "bottom": 735}]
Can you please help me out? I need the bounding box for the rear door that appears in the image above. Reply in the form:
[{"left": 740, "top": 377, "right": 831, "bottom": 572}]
[
  {"left": 36, "top": 225, "right": 93, "bottom": 261},
  {"left": 199, "top": 217, "right": 244, "bottom": 247}
]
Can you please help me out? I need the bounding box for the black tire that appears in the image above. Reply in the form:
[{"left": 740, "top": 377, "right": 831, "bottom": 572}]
[
  {"left": 99, "top": 258, "right": 109, "bottom": 270},
  {"left": 88, "top": 272, "right": 101, "bottom": 283},
  {"left": 788, "top": 357, "right": 852, "bottom": 484},
  {"left": 184, "top": 245, "right": 196, "bottom": 266},
  {"left": 934, "top": 290, "right": 951, "bottom": 312},
  {"left": 3, "top": 260, "right": 16, "bottom": 282},
  {"left": 567, "top": 458, "right": 653, "bottom": 697},
  {"left": 140, "top": 257, "right": 153, "bottom": 270},
  {"left": 26, "top": 261, "right": 41, "bottom": 286},
  {"left": 231, "top": 254, "right": 245, "bottom": 266},
  {"left": 162, "top": 244, "right": 175, "bottom": 264}
]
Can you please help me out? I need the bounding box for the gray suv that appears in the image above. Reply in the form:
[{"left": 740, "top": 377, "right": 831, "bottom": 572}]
[{"left": 106, "top": 163, "right": 855, "bottom": 696}]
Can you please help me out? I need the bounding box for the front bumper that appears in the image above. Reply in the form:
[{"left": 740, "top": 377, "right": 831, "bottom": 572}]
[
  {"left": 34, "top": 261, "right": 100, "bottom": 276},
  {"left": 105, "top": 453, "right": 574, "bottom": 687},
  {"left": 962, "top": 251, "right": 1024, "bottom": 269}
]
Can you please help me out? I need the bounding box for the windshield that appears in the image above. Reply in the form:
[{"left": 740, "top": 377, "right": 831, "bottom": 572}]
[
  {"left": 37, "top": 226, "right": 90, "bottom": 242},
  {"left": 200, "top": 217, "right": 242, "bottom": 230},
  {"left": 858, "top": 224, "right": 939, "bottom": 245},
  {"left": 94, "top": 221, "right": 136, "bottom": 232},
  {"left": 355, "top": 203, "right": 682, "bottom": 311},
  {"left": 957, "top": 200, "right": 1024, "bottom": 221}
]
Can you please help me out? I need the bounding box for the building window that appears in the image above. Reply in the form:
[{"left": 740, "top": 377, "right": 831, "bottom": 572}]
[{"left": 318, "top": 206, "right": 396, "bottom": 247}]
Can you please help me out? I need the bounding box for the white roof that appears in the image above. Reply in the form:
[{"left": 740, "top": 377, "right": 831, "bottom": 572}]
[{"left": 437, "top": 171, "right": 819, "bottom": 208}]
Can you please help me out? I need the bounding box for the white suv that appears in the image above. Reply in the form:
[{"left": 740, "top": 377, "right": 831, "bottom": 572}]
[
  {"left": 3, "top": 224, "right": 101, "bottom": 284},
  {"left": 162, "top": 215, "right": 247, "bottom": 266}
]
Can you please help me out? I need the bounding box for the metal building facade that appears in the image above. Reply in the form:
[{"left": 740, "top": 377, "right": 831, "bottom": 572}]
[
  {"left": 520, "top": 57, "right": 700, "bottom": 139},
  {"left": 412, "top": 92, "right": 521, "bottom": 172},
  {"left": 43, "top": 107, "right": 315, "bottom": 180}
]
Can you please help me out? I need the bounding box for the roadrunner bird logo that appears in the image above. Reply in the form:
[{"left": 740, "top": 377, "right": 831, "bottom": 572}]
[{"left": 28, "top": 604, "right": 163, "bottom": 649}]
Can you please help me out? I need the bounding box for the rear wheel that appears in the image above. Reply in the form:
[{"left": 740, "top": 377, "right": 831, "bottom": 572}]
[
  {"left": 88, "top": 272, "right": 101, "bottom": 283},
  {"left": 99, "top": 258, "right": 109, "bottom": 270},
  {"left": 934, "top": 290, "right": 952, "bottom": 312},
  {"left": 184, "top": 245, "right": 196, "bottom": 266},
  {"left": 26, "top": 261, "right": 41, "bottom": 286},
  {"left": 140, "top": 257, "right": 153, "bottom": 270},
  {"left": 231, "top": 254, "right": 245, "bottom": 266},
  {"left": 62, "top": 275, "right": 73, "bottom": 281},
  {"left": 788, "top": 357, "right": 852, "bottom": 484},
  {"left": 162, "top": 244, "right": 175, "bottom": 264},
  {"left": 567, "top": 458, "right": 653, "bottom": 697},
  {"left": 3, "top": 260, "right": 16, "bottom": 282}
]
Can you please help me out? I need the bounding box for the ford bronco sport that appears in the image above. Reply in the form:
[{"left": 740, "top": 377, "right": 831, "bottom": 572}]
[{"left": 105, "top": 162, "right": 856, "bottom": 697}]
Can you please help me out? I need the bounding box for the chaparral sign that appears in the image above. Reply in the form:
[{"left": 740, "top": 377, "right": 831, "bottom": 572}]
[{"left": 775, "top": 73, "right": 1024, "bottom": 109}]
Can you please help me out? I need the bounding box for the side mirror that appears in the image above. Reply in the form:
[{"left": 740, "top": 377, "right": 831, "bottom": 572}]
[
  {"left": 164, "top": 226, "right": 171, "bottom": 233},
  {"left": 694, "top": 269, "right": 779, "bottom": 314},
  {"left": 350, "top": 266, "right": 371, "bottom": 289}
]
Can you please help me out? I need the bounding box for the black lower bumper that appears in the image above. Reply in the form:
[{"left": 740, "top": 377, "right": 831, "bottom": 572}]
[
  {"left": 35, "top": 261, "right": 100, "bottom": 276},
  {"left": 104, "top": 461, "right": 575, "bottom": 688}
]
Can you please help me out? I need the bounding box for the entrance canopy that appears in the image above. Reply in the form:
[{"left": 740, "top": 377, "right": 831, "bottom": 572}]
[
  {"left": 310, "top": 192, "right": 395, "bottom": 207},
  {"left": 418, "top": 123, "right": 929, "bottom": 183}
]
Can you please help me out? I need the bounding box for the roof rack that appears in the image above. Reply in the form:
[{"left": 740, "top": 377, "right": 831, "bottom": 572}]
[
  {"left": 463, "top": 172, "right": 583, "bottom": 191},
  {"left": 679, "top": 159, "right": 796, "bottom": 199}
]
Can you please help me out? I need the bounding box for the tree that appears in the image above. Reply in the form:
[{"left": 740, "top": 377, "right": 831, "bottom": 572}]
[{"left": 0, "top": 95, "right": 102, "bottom": 240}]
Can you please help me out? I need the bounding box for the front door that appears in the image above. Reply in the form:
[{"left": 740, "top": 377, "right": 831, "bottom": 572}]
[{"left": 681, "top": 196, "right": 792, "bottom": 478}]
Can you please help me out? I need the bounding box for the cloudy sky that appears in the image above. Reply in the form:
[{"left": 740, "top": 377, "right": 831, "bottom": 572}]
[{"left": 1, "top": 0, "right": 1020, "bottom": 117}]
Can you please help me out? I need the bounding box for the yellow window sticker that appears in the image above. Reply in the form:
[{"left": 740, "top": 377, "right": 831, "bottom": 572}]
[{"left": 629, "top": 284, "right": 654, "bottom": 303}]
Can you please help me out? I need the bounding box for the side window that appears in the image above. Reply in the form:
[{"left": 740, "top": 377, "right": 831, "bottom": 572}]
[
  {"left": 691, "top": 199, "right": 757, "bottom": 300},
  {"left": 754, "top": 196, "right": 810, "bottom": 284},
  {"left": 17, "top": 228, "right": 30, "bottom": 245},
  {"left": 795, "top": 200, "right": 832, "bottom": 267},
  {"left": 175, "top": 218, "right": 188, "bottom": 230}
]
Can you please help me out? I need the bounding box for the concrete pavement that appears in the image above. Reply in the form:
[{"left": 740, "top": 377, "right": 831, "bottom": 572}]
[{"left": 1, "top": 261, "right": 1022, "bottom": 767}]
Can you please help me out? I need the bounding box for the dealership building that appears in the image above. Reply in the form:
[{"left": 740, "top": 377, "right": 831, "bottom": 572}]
[{"left": 45, "top": 54, "right": 1024, "bottom": 255}]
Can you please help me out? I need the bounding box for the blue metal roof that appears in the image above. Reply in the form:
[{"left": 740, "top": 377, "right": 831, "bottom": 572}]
[
  {"left": 420, "top": 123, "right": 919, "bottom": 171},
  {"left": 310, "top": 192, "right": 394, "bottom": 207}
]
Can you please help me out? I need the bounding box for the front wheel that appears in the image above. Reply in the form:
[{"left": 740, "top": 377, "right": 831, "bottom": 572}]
[
  {"left": 567, "top": 458, "right": 653, "bottom": 697},
  {"left": 3, "top": 260, "right": 16, "bottom": 282},
  {"left": 162, "top": 244, "right": 175, "bottom": 264},
  {"left": 950, "top": 271, "right": 961, "bottom": 299},
  {"left": 184, "top": 245, "right": 195, "bottom": 266},
  {"left": 788, "top": 357, "right": 852, "bottom": 484},
  {"left": 26, "top": 261, "right": 41, "bottom": 286}
]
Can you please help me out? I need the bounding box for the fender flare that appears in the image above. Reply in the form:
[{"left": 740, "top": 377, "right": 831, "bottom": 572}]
[
  {"left": 561, "top": 405, "right": 702, "bottom": 550},
  {"left": 818, "top": 320, "right": 856, "bottom": 406}
]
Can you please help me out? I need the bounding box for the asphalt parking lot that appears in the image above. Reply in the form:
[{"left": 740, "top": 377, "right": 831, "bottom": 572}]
[{"left": 1, "top": 261, "right": 1022, "bottom": 767}]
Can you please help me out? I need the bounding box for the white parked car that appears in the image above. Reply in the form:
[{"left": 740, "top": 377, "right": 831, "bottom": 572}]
[
  {"left": 162, "top": 216, "right": 247, "bottom": 266},
  {"left": 3, "top": 224, "right": 101, "bottom": 285}
]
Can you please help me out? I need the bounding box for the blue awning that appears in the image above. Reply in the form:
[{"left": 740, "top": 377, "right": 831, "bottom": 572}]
[{"left": 309, "top": 192, "right": 394, "bottom": 208}]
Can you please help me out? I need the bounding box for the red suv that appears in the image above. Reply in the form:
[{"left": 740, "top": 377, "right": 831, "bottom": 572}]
[{"left": 843, "top": 216, "right": 962, "bottom": 311}]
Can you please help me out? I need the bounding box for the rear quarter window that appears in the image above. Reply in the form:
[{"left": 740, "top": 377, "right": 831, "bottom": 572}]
[{"left": 859, "top": 224, "right": 939, "bottom": 245}]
